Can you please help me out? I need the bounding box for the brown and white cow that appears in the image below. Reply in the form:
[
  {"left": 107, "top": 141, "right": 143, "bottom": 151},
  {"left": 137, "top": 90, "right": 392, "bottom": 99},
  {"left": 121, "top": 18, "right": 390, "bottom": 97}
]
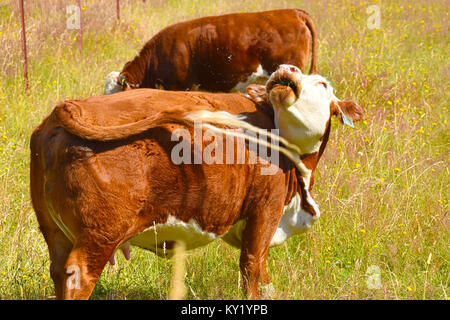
[
  {"left": 31, "top": 65, "right": 362, "bottom": 299},
  {"left": 104, "top": 9, "right": 317, "bottom": 94}
]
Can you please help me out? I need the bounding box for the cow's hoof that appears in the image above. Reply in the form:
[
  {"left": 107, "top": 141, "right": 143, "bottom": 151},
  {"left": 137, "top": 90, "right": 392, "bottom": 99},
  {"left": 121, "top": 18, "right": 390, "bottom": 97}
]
[{"left": 260, "top": 283, "right": 275, "bottom": 299}]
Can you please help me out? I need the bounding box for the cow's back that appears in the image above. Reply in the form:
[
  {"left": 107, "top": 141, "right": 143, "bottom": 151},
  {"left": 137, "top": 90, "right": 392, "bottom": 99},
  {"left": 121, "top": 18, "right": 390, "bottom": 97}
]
[
  {"left": 123, "top": 9, "right": 315, "bottom": 91},
  {"left": 64, "top": 88, "right": 274, "bottom": 128}
]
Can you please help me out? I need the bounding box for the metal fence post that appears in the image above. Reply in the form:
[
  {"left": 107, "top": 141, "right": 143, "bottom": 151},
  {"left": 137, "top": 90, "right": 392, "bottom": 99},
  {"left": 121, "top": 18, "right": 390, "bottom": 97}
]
[
  {"left": 116, "top": 0, "right": 120, "bottom": 23},
  {"left": 19, "top": 0, "right": 29, "bottom": 92}
]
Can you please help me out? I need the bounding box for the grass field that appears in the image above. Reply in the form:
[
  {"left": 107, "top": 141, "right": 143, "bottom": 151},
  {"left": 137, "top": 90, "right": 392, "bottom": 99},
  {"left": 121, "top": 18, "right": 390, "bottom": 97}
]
[{"left": 0, "top": 0, "right": 448, "bottom": 300}]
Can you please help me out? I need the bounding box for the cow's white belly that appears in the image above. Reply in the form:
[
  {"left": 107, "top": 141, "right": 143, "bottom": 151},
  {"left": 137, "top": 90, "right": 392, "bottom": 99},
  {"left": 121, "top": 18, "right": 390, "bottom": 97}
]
[
  {"left": 130, "top": 215, "right": 218, "bottom": 257},
  {"left": 130, "top": 191, "right": 320, "bottom": 256}
]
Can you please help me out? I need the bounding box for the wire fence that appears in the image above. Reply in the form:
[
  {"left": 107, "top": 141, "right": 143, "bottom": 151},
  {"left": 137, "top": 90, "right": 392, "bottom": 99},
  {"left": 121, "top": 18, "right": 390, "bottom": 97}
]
[{"left": 15, "top": 0, "right": 138, "bottom": 92}]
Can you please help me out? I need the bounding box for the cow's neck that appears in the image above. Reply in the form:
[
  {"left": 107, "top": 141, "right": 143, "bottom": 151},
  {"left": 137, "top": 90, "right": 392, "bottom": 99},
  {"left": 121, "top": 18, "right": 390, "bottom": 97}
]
[
  {"left": 273, "top": 100, "right": 330, "bottom": 155},
  {"left": 284, "top": 152, "right": 319, "bottom": 207},
  {"left": 269, "top": 151, "right": 321, "bottom": 246}
]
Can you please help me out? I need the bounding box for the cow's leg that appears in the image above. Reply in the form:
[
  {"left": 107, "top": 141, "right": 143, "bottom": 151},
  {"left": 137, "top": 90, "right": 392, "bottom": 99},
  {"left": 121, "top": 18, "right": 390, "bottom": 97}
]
[
  {"left": 239, "top": 214, "right": 278, "bottom": 299},
  {"left": 259, "top": 249, "right": 275, "bottom": 298},
  {"left": 47, "top": 229, "right": 73, "bottom": 299},
  {"left": 37, "top": 221, "right": 73, "bottom": 299},
  {"left": 32, "top": 205, "right": 73, "bottom": 299},
  {"left": 31, "top": 158, "right": 74, "bottom": 299},
  {"left": 62, "top": 233, "right": 118, "bottom": 300}
]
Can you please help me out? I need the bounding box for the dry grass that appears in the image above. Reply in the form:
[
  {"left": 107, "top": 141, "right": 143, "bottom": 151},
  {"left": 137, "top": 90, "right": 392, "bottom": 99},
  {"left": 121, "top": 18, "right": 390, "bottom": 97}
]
[{"left": 0, "top": 0, "right": 448, "bottom": 300}]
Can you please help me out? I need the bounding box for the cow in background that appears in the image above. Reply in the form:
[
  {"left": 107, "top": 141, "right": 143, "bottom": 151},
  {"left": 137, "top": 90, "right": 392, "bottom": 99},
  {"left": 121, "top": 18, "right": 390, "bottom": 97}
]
[{"left": 104, "top": 9, "right": 317, "bottom": 94}]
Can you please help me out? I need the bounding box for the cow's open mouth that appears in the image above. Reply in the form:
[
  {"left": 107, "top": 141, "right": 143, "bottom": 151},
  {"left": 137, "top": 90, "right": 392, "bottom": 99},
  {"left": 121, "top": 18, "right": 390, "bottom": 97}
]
[
  {"left": 266, "top": 69, "right": 302, "bottom": 99},
  {"left": 266, "top": 68, "right": 302, "bottom": 108},
  {"left": 274, "top": 81, "right": 299, "bottom": 97}
]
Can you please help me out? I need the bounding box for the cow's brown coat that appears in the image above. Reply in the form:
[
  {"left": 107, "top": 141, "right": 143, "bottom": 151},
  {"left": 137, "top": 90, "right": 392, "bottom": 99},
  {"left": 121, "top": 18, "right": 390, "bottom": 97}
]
[{"left": 31, "top": 80, "right": 362, "bottom": 300}]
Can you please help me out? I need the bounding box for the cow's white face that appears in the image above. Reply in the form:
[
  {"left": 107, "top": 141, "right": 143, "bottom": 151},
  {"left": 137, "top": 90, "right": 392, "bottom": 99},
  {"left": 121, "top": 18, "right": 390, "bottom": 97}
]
[
  {"left": 268, "top": 65, "right": 342, "bottom": 155},
  {"left": 104, "top": 71, "right": 123, "bottom": 95}
]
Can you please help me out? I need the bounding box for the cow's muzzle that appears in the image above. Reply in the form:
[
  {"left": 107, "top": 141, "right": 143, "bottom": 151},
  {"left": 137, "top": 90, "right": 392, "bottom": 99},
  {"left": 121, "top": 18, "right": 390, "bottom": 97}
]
[{"left": 266, "top": 66, "right": 302, "bottom": 108}]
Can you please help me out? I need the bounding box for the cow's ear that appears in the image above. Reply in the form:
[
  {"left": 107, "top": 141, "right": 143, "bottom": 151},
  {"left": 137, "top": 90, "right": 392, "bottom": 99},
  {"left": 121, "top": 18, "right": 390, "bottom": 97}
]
[
  {"left": 246, "top": 84, "right": 268, "bottom": 104},
  {"left": 332, "top": 100, "right": 364, "bottom": 123}
]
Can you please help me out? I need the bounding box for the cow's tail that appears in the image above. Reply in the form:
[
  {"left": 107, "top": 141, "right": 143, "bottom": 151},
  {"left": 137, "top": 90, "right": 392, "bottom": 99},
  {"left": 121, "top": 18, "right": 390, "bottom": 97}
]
[
  {"left": 296, "top": 10, "right": 317, "bottom": 74},
  {"left": 53, "top": 101, "right": 198, "bottom": 141},
  {"left": 53, "top": 102, "right": 304, "bottom": 165}
]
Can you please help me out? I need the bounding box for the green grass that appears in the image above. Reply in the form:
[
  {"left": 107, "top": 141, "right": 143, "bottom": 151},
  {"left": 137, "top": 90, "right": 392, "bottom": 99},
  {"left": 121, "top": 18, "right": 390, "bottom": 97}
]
[{"left": 0, "top": 0, "right": 448, "bottom": 300}]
